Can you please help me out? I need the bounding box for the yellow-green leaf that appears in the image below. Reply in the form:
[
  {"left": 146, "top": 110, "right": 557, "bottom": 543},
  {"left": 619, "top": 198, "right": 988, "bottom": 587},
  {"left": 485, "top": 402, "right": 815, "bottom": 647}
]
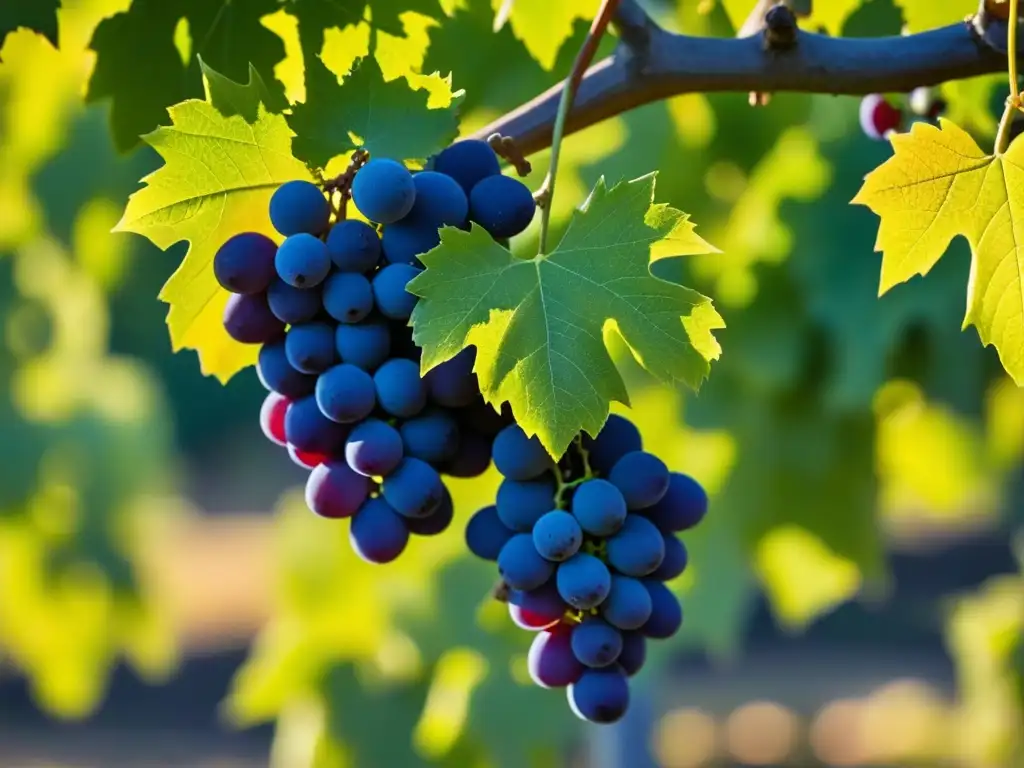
[
  {"left": 499, "top": 0, "right": 598, "bottom": 70},
  {"left": 408, "top": 173, "right": 723, "bottom": 458},
  {"left": 852, "top": 119, "right": 1024, "bottom": 385},
  {"left": 117, "top": 100, "right": 312, "bottom": 381}
]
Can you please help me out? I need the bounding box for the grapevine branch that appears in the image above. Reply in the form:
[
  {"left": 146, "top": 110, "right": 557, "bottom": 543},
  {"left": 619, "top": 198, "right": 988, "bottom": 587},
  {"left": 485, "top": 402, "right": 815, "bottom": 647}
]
[{"left": 470, "top": 1, "right": 1023, "bottom": 154}]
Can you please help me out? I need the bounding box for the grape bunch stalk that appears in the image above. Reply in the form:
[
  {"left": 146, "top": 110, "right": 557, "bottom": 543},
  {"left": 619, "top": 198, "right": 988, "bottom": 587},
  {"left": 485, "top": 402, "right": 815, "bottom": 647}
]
[
  {"left": 465, "top": 415, "right": 709, "bottom": 724},
  {"left": 215, "top": 138, "right": 535, "bottom": 563}
]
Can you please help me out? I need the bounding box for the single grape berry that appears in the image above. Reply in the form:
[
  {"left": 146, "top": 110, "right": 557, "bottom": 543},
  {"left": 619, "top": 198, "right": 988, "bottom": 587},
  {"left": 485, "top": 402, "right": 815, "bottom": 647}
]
[
  {"left": 567, "top": 667, "right": 630, "bottom": 724},
  {"left": 405, "top": 171, "right": 469, "bottom": 228},
  {"left": 432, "top": 139, "right": 501, "bottom": 195},
  {"left": 351, "top": 158, "right": 417, "bottom": 224},
  {"left": 468, "top": 174, "right": 537, "bottom": 239},
  {"left": 571, "top": 618, "right": 623, "bottom": 668},
  {"left": 608, "top": 451, "right": 670, "bottom": 509},
  {"left": 400, "top": 410, "right": 461, "bottom": 464},
  {"left": 350, "top": 497, "right": 410, "bottom": 564},
  {"left": 496, "top": 477, "right": 557, "bottom": 532},
  {"left": 306, "top": 460, "right": 371, "bottom": 519},
  {"left": 213, "top": 232, "right": 277, "bottom": 294},
  {"left": 601, "top": 575, "right": 653, "bottom": 630},
  {"left": 371, "top": 263, "right": 421, "bottom": 320},
  {"left": 571, "top": 479, "right": 627, "bottom": 536},
  {"left": 618, "top": 631, "right": 647, "bottom": 676},
  {"left": 492, "top": 424, "right": 554, "bottom": 481},
  {"left": 606, "top": 514, "right": 665, "bottom": 577},
  {"left": 499, "top": 534, "right": 555, "bottom": 591},
  {"left": 223, "top": 293, "right": 285, "bottom": 344},
  {"left": 335, "top": 319, "right": 391, "bottom": 371},
  {"left": 509, "top": 582, "right": 568, "bottom": 630},
  {"left": 584, "top": 415, "right": 643, "bottom": 476},
  {"left": 326, "top": 219, "right": 381, "bottom": 273},
  {"left": 285, "top": 395, "right": 350, "bottom": 454},
  {"left": 257, "top": 340, "right": 316, "bottom": 399},
  {"left": 345, "top": 418, "right": 404, "bottom": 477},
  {"left": 425, "top": 348, "right": 478, "bottom": 408},
  {"left": 381, "top": 457, "right": 445, "bottom": 518},
  {"left": 642, "top": 472, "right": 708, "bottom": 532},
  {"left": 269, "top": 180, "right": 331, "bottom": 237},
  {"left": 650, "top": 534, "right": 688, "bottom": 581},
  {"left": 285, "top": 322, "right": 337, "bottom": 374},
  {"left": 275, "top": 233, "right": 332, "bottom": 288},
  {"left": 641, "top": 580, "right": 683, "bottom": 639},
  {"left": 465, "top": 505, "right": 514, "bottom": 561},
  {"left": 373, "top": 358, "right": 427, "bottom": 418},
  {"left": 259, "top": 392, "right": 289, "bottom": 446},
  {"left": 322, "top": 271, "right": 374, "bottom": 324},
  {"left": 556, "top": 552, "right": 612, "bottom": 610},
  {"left": 532, "top": 510, "right": 583, "bottom": 562},
  {"left": 859, "top": 93, "right": 902, "bottom": 141},
  {"left": 315, "top": 363, "right": 377, "bottom": 423},
  {"left": 267, "top": 278, "right": 322, "bottom": 325},
  {"left": 381, "top": 220, "right": 441, "bottom": 266}
]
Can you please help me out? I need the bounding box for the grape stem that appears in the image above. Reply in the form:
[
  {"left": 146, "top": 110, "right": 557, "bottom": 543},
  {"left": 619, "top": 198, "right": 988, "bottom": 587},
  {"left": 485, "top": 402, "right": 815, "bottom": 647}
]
[
  {"left": 535, "top": 0, "right": 622, "bottom": 255},
  {"left": 997, "top": 0, "right": 1022, "bottom": 155}
]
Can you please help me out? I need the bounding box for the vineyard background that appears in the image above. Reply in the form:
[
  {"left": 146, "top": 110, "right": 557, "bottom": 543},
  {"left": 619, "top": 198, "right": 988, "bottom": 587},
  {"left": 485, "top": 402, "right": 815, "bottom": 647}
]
[{"left": 2, "top": 0, "right": 1024, "bottom": 766}]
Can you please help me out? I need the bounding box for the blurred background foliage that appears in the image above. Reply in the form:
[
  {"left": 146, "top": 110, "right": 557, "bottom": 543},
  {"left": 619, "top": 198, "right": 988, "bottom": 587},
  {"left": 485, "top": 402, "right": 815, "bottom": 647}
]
[{"left": 2, "top": 0, "right": 1024, "bottom": 766}]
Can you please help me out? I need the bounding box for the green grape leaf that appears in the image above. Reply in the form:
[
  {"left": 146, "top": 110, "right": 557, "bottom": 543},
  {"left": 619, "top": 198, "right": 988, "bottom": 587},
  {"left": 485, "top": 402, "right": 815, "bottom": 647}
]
[
  {"left": 199, "top": 55, "right": 279, "bottom": 123},
  {"left": 287, "top": 0, "right": 445, "bottom": 51},
  {"left": 501, "top": 0, "right": 597, "bottom": 70},
  {"left": 288, "top": 56, "right": 461, "bottom": 167},
  {"left": 116, "top": 89, "right": 311, "bottom": 382},
  {"left": 87, "top": 0, "right": 286, "bottom": 151},
  {"left": 0, "top": 0, "right": 59, "bottom": 56},
  {"left": 409, "top": 173, "right": 723, "bottom": 458}
]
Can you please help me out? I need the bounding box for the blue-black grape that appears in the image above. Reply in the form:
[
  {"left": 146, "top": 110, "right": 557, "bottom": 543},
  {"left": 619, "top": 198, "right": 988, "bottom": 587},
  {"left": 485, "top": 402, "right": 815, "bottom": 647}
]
[
  {"left": 373, "top": 358, "right": 427, "bottom": 418},
  {"left": 532, "top": 510, "right": 582, "bottom": 562},
  {"left": 496, "top": 477, "right": 556, "bottom": 532},
  {"left": 351, "top": 158, "right": 416, "bottom": 224},
  {"left": 399, "top": 410, "right": 460, "bottom": 464},
  {"left": 425, "top": 348, "right": 478, "bottom": 408},
  {"left": 608, "top": 451, "right": 670, "bottom": 509},
  {"left": 350, "top": 497, "right": 410, "bottom": 564},
  {"left": 606, "top": 514, "right": 665, "bottom": 577},
  {"left": 567, "top": 667, "right": 630, "bottom": 724},
  {"left": 641, "top": 580, "right": 683, "bottom": 639},
  {"left": 381, "top": 220, "right": 440, "bottom": 266},
  {"left": 267, "top": 278, "right": 322, "bottom": 324},
  {"left": 492, "top": 424, "right": 554, "bottom": 481},
  {"left": 468, "top": 174, "right": 537, "bottom": 239},
  {"left": 223, "top": 292, "right": 285, "bottom": 344},
  {"left": 642, "top": 472, "right": 709, "bottom": 532},
  {"left": 405, "top": 171, "right": 469, "bottom": 227},
  {"left": 259, "top": 392, "right": 289, "bottom": 446},
  {"left": 601, "top": 575, "right": 653, "bottom": 630},
  {"left": 584, "top": 415, "right": 642, "bottom": 476},
  {"left": 432, "top": 139, "right": 500, "bottom": 195},
  {"left": 371, "top": 263, "right": 421, "bottom": 320},
  {"left": 213, "top": 232, "right": 277, "bottom": 294},
  {"left": 322, "top": 271, "right": 374, "bottom": 323},
  {"left": 285, "top": 322, "right": 337, "bottom": 374},
  {"left": 305, "top": 459, "right": 371, "bottom": 519},
  {"left": 345, "top": 418, "right": 404, "bottom": 477},
  {"left": 258, "top": 341, "right": 316, "bottom": 399},
  {"left": 618, "top": 631, "right": 646, "bottom": 676},
  {"left": 269, "top": 180, "right": 331, "bottom": 236},
  {"left": 284, "top": 395, "right": 349, "bottom": 454},
  {"left": 381, "top": 457, "right": 445, "bottom": 518},
  {"left": 556, "top": 552, "right": 611, "bottom": 610},
  {"left": 465, "top": 505, "right": 513, "bottom": 561},
  {"left": 335, "top": 318, "right": 391, "bottom": 371},
  {"left": 326, "top": 219, "right": 381, "bottom": 273},
  {"left": 650, "top": 533, "right": 688, "bottom": 581},
  {"left": 315, "top": 363, "right": 376, "bottom": 423},
  {"left": 570, "top": 479, "right": 627, "bottom": 536},
  {"left": 275, "top": 233, "right": 332, "bottom": 288},
  {"left": 571, "top": 618, "right": 623, "bottom": 668},
  {"left": 443, "top": 430, "right": 492, "bottom": 478},
  {"left": 405, "top": 489, "right": 454, "bottom": 536},
  {"left": 498, "top": 534, "right": 555, "bottom": 591}
]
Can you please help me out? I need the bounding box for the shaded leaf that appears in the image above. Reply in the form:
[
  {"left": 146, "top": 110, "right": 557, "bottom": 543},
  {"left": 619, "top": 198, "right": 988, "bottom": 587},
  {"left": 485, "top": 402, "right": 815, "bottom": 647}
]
[{"left": 0, "top": 0, "right": 59, "bottom": 56}]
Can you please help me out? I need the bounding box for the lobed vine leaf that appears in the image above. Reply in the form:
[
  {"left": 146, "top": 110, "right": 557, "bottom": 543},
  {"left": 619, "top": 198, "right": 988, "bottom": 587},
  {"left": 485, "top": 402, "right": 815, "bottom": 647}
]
[
  {"left": 409, "top": 173, "right": 723, "bottom": 459},
  {"left": 87, "top": 0, "right": 286, "bottom": 151},
  {"left": 286, "top": 0, "right": 446, "bottom": 49},
  {"left": 853, "top": 119, "right": 1024, "bottom": 386},
  {"left": 0, "top": 0, "right": 59, "bottom": 57},
  {"left": 116, "top": 67, "right": 311, "bottom": 382},
  {"left": 199, "top": 56, "right": 280, "bottom": 123},
  {"left": 288, "top": 56, "right": 461, "bottom": 168}
]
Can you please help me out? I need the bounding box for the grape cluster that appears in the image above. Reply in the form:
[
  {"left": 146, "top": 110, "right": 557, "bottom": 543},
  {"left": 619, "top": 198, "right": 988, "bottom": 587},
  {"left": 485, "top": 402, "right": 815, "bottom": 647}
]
[
  {"left": 465, "top": 415, "right": 709, "bottom": 724},
  {"left": 216, "top": 138, "right": 535, "bottom": 564}
]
